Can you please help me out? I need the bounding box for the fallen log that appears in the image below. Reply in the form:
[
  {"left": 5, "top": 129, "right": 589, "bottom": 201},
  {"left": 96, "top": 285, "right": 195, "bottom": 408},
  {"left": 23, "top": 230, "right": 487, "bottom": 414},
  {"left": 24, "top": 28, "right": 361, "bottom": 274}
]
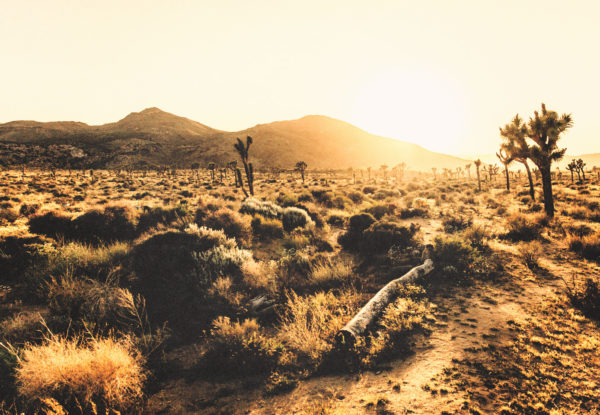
[{"left": 336, "top": 253, "right": 434, "bottom": 346}]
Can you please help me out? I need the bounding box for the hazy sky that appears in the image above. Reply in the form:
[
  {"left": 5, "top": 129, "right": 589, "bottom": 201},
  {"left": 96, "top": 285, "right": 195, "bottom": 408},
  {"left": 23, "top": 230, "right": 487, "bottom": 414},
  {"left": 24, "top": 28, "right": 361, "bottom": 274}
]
[{"left": 2, "top": 0, "right": 599, "bottom": 155}]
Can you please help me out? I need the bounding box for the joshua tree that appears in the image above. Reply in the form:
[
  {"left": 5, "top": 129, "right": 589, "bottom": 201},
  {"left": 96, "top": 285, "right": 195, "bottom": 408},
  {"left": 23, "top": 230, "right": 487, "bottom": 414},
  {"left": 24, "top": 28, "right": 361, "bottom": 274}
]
[
  {"left": 208, "top": 162, "right": 216, "bottom": 182},
  {"left": 567, "top": 160, "right": 578, "bottom": 183},
  {"left": 234, "top": 136, "right": 254, "bottom": 196},
  {"left": 499, "top": 114, "right": 536, "bottom": 201},
  {"left": 432, "top": 167, "right": 437, "bottom": 180},
  {"left": 367, "top": 166, "right": 372, "bottom": 181},
  {"left": 380, "top": 165, "right": 388, "bottom": 180},
  {"left": 496, "top": 149, "right": 513, "bottom": 191},
  {"left": 465, "top": 163, "right": 471, "bottom": 179},
  {"left": 474, "top": 159, "right": 482, "bottom": 191},
  {"left": 295, "top": 161, "right": 308, "bottom": 183},
  {"left": 522, "top": 103, "right": 572, "bottom": 217},
  {"left": 396, "top": 162, "right": 407, "bottom": 181},
  {"left": 576, "top": 158, "right": 586, "bottom": 181},
  {"left": 227, "top": 161, "right": 239, "bottom": 187}
]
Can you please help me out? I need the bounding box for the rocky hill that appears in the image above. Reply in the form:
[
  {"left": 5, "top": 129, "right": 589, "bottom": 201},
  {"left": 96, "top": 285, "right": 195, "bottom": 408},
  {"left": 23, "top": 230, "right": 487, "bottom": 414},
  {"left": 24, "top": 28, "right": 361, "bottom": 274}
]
[{"left": 0, "top": 108, "right": 468, "bottom": 170}]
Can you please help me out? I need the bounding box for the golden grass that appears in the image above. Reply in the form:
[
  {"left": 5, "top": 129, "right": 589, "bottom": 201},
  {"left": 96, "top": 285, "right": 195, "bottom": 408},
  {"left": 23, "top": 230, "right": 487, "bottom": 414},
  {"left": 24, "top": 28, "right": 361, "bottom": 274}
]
[{"left": 15, "top": 334, "right": 146, "bottom": 411}]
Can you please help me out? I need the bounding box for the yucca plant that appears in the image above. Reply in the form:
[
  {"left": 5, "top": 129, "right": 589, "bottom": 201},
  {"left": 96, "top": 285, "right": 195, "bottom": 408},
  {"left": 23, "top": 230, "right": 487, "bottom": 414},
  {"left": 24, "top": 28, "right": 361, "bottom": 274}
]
[
  {"left": 499, "top": 114, "right": 536, "bottom": 201},
  {"left": 234, "top": 136, "right": 254, "bottom": 196}
]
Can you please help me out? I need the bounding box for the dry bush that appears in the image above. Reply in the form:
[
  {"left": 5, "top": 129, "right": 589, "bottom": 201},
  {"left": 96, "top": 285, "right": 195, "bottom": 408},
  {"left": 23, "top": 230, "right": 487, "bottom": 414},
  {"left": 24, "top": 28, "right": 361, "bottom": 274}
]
[
  {"left": 0, "top": 207, "right": 18, "bottom": 225},
  {"left": 137, "top": 204, "right": 191, "bottom": 233},
  {"left": 201, "top": 207, "right": 251, "bottom": 243},
  {"left": 202, "top": 316, "right": 282, "bottom": 375},
  {"left": 441, "top": 212, "right": 473, "bottom": 233},
  {"left": 251, "top": 215, "right": 284, "bottom": 239},
  {"left": 47, "top": 241, "right": 130, "bottom": 279},
  {"left": 70, "top": 205, "right": 137, "bottom": 244},
  {"left": 241, "top": 260, "right": 278, "bottom": 294},
  {"left": 568, "top": 232, "right": 600, "bottom": 262},
  {"left": 360, "top": 222, "right": 420, "bottom": 255},
  {"left": 503, "top": 213, "right": 543, "bottom": 241},
  {"left": 0, "top": 311, "right": 46, "bottom": 344},
  {"left": 28, "top": 211, "right": 73, "bottom": 240},
  {"left": 15, "top": 334, "right": 146, "bottom": 413},
  {"left": 521, "top": 241, "right": 542, "bottom": 270},
  {"left": 564, "top": 277, "right": 600, "bottom": 320},
  {"left": 277, "top": 290, "right": 361, "bottom": 367},
  {"left": 239, "top": 197, "right": 282, "bottom": 218},
  {"left": 46, "top": 273, "right": 137, "bottom": 329},
  {"left": 358, "top": 285, "right": 431, "bottom": 365},
  {"left": 308, "top": 258, "right": 354, "bottom": 289},
  {"left": 281, "top": 207, "right": 314, "bottom": 232}
]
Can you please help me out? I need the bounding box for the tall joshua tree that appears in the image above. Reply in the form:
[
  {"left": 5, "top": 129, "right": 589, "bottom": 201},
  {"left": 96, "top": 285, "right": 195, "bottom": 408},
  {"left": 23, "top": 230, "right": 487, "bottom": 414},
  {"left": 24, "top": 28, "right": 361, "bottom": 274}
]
[
  {"left": 295, "top": 161, "right": 307, "bottom": 183},
  {"left": 576, "top": 158, "right": 586, "bottom": 181},
  {"left": 496, "top": 149, "right": 513, "bottom": 191},
  {"left": 465, "top": 163, "right": 471, "bottom": 179},
  {"left": 234, "top": 136, "right": 254, "bottom": 196},
  {"left": 525, "top": 103, "right": 572, "bottom": 217},
  {"left": 499, "top": 115, "right": 536, "bottom": 201},
  {"left": 431, "top": 167, "right": 437, "bottom": 180},
  {"left": 474, "top": 159, "right": 482, "bottom": 191},
  {"left": 567, "top": 160, "right": 577, "bottom": 183},
  {"left": 208, "top": 162, "right": 216, "bottom": 182}
]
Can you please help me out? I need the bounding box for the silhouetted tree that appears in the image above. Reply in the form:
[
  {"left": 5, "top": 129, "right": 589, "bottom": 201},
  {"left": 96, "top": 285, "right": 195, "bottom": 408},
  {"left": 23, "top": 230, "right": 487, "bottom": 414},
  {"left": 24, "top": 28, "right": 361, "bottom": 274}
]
[
  {"left": 295, "top": 161, "right": 307, "bottom": 183},
  {"left": 208, "top": 162, "right": 216, "bottom": 182},
  {"left": 499, "top": 115, "right": 536, "bottom": 201},
  {"left": 525, "top": 104, "right": 572, "bottom": 217},
  {"left": 474, "top": 159, "right": 482, "bottom": 191},
  {"left": 496, "top": 149, "right": 513, "bottom": 191},
  {"left": 234, "top": 136, "right": 254, "bottom": 196}
]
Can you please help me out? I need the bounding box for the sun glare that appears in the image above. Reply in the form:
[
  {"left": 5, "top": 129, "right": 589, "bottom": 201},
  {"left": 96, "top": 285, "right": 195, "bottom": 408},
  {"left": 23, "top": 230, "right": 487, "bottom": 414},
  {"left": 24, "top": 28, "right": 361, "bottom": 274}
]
[{"left": 350, "top": 66, "right": 468, "bottom": 154}]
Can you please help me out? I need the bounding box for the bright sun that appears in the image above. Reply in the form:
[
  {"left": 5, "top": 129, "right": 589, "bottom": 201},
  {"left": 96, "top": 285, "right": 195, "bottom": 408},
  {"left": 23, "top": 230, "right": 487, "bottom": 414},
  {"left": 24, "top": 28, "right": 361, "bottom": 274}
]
[{"left": 350, "top": 66, "right": 468, "bottom": 154}]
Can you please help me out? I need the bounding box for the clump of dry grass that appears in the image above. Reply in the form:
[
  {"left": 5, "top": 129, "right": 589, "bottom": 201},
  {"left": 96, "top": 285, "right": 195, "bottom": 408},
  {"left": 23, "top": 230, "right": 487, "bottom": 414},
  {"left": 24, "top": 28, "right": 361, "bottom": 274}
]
[
  {"left": 14, "top": 333, "right": 146, "bottom": 412},
  {"left": 277, "top": 289, "right": 361, "bottom": 366},
  {"left": 308, "top": 258, "right": 354, "bottom": 289}
]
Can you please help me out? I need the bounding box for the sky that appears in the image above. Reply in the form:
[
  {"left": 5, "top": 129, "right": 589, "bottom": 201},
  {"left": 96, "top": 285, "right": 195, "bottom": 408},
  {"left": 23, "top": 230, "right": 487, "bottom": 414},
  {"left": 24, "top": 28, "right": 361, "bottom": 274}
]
[{"left": 1, "top": 0, "right": 599, "bottom": 156}]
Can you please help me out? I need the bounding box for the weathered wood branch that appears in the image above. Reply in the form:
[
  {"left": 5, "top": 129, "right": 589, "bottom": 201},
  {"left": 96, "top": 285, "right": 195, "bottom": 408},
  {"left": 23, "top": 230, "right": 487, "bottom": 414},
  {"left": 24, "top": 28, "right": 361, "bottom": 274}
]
[{"left": 336, "top": 253, "right": 434, "bottom": 346}]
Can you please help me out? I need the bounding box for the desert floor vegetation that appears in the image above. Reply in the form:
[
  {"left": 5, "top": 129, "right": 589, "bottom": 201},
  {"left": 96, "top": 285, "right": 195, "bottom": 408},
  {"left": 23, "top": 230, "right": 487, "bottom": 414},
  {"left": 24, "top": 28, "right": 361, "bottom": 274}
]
[{"left": 1, "top": 167, "right": 600, "bottom": 414}]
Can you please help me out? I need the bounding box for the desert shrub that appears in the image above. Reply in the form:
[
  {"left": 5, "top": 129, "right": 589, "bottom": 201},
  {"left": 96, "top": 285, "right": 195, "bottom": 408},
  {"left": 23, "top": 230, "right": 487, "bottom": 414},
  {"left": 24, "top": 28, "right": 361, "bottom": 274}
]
[
  {"left": 564, "top": 206, "right": 590, "bottom": 220},
  {"left": 276, "top": 193, "right": 298, "bottom": 207},
  {"left": 47, "top": 241, "right": 130, "bottom": 279},
  {"left": 202, "top": 317, "right": 283, "bottom": 375},
  {"left": 432, "top": 235, "right": 482, "bottom": 278},
  {"left": 298, "top": 191, "right": 313, "bottom": 202},
  {"left": 0, "top": 311, "right": 47, "bottom": 344},
  {"left": 362, "top": 186, "right": 376, "bottom": 194},
  {"left": 137, "top": 204, "right": 190, "bottom": 233},
  {"left": 441, "top": 213, "right": 473, "bottom": 233},
  {"left": 565, "top": 278, "right": 600, "bottom": 320},
  {"left": 568, "top": 233, "right": 600, "bottom": 262},
  {"left": 566, "top": 224, "right": 593, "bottom": 237},
  {"left": 131, "top": 225, "right": 251, "bottom": 320},
  {"left": 239, "top": 197, "right": 282, "bottom": 219},
  {"left": 373, "top": 189, "right": 399, "bottom": 200},
  {"left": 346, "top": 191, "right": 364, "bottom": 204},
  {"left": 0, "top": 207, "right": 18, "bottom": 225},
  {"left": 521, "top": 241, "right": 542, "bottom": 270},
  {"left": 462, "top": 224, "right": 490, "bottom": 250},
  {"left": 15, "top": 335, "right": 146, "bottom": 413},
  {"left": 362, "top": 204, "right": 390, "bottom": 220},
  {"left": 28, "top": 211, "right": 74, "bottom": 240},
  {"left": 19, "top": 203, "right": 39, "bottom": 217},
  {"left": 277, "top": 290, "right": 361, "bottom": 367},
  {"left": 0, "top": 236, "right": 48, "bottom": 283},
  {"left": 360, "top": 222, "right": 420, "bottom": 254},
  {"left": 310, "top": 189, "right": 334, "bottom": 206},
  {"left": 281, "top": 207, "right": 314, "bottom": 232},
  {"left": 503, "top": 213, "right": 543, "bottom": 242},
  {"left": 326, "top": 214, "right": 346, "bottom": 227},
  {"left": 399, "top": 207, "right": 429, "bottom": 219},
  {"left": 348, "top": 212, "right": 376, "bottom": 233},
  {"left": 251, "top": 216, "right": 284, "bottom": 239},
  {"left": 0, "top": 347, "right": 18, "bottom": 400},
  {"left": 46, "top": 273, "right": 136, "bottom": 329},
  {"left": 337, "top": 213, "right": 376, "bottom": 251},
  {"left": 202, "top": 207, "right": 251, "bottom": 242},
  {"left": 70, "top": 205, "right": 137, "bottom": 245},
  {"left": 358, "top": 285, "right": 431, "bottom": 365},
  {"left": 277, "top": 249, "right": 312, "bottom": 287},
  {"left": 308, "top": 258, "right": 354, "bottom": 289}
]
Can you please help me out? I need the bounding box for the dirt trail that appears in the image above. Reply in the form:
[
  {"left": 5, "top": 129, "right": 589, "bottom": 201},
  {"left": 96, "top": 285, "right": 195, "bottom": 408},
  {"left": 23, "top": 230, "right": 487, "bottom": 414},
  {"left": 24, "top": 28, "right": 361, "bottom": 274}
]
[{"left": 238, "top": 242, "right": 570, "bottom": 414}]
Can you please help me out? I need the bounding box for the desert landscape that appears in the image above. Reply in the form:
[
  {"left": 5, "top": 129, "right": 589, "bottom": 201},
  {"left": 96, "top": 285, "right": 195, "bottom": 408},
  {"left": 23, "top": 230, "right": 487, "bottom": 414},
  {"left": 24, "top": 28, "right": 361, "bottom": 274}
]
[{"left": 3, "top": 1, "right": 600, "bottom": 414}]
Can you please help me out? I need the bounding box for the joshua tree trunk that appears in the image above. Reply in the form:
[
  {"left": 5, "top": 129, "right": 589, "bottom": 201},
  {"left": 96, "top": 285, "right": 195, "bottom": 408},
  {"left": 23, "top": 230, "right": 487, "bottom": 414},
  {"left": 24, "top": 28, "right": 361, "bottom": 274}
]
[
  {"left": 523, "top": 160, "right": 535, "bottom": 201},
  {"left": 504, "top": 164, "right": 510, "bottom": 191},
  {"left": 540, "top": 165, "right": 555, "bottom": 218},
  {"left": 582, "top": 169, "right": 586, "bottom": 181},
  {"left": 476, "top": 166, "right": 481, "bottom": 191},
  {"left": 570, "top": 169, "right": 574, "bottom": 183}
]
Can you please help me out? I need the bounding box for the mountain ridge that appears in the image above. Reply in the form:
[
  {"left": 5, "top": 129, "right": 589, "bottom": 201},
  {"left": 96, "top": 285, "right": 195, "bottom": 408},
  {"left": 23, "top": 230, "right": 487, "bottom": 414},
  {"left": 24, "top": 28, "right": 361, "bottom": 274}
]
[{"left": 0, "top": 107, "right": 469, "bottom": 170}]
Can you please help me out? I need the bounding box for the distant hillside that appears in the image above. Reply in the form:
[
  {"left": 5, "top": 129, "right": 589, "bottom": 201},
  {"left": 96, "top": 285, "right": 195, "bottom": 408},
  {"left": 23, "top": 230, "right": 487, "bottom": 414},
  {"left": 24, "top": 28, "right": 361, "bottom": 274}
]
[{"left": 0, "top": 108, "right": 468, "bottom": 170}]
